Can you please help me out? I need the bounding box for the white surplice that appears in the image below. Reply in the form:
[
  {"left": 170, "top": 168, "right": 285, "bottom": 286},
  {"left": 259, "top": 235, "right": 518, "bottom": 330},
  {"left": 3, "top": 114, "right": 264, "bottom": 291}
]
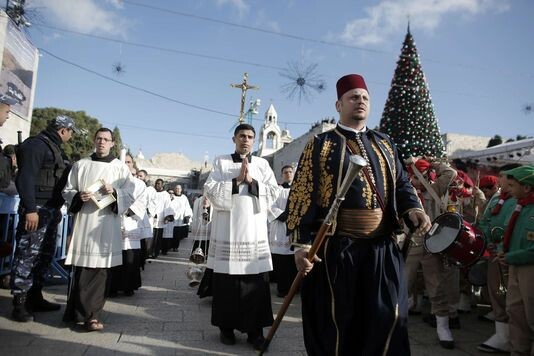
[
  {"left": 173, "top": 194, "right": 192, "bottom": 227},
  {"left": 153, "top": 190, "right": 172, "bottom": 228},
  {"left": 267, "top": 185, "right": 292, "bottom": 255},
  {"left": 144, "top": 185, "right": 158, "bottom": 229},
  {"left": 204, "top": 154, "right": 280, "bottom": 275},
  {"left": 122, "top": 176, "right": 152, "bottom": 250},
  {"left": 163, "top": 195, "right": 178, "bottom": 239},
  {"left": 63, "top": 157, "right": 136, "bottom": 268}
]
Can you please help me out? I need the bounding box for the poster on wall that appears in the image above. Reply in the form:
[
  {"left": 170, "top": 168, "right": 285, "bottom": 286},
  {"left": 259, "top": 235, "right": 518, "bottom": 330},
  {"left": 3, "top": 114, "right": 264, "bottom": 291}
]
[{"left": 0, "top": 20, "right": 37, "bottom": 121}]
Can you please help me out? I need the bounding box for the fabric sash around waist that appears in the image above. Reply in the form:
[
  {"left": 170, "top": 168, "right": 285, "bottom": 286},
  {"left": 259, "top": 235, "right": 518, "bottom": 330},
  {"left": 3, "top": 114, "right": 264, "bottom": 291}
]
[{"left": 336, "top": 208, "right": 391, "bottom": 239}]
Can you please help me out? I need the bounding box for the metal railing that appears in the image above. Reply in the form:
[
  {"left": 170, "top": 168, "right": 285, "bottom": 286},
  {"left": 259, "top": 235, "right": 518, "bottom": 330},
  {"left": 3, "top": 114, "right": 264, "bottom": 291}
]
[{"left": 0, "top": 193, "right": 70, "bottom": 281}]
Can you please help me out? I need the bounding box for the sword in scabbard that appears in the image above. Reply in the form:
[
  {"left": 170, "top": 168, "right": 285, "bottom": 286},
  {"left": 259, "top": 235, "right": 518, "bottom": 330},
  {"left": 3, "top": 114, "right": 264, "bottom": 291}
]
[{"left": 259, "top": 155, "right": 367, "bottom": 355}]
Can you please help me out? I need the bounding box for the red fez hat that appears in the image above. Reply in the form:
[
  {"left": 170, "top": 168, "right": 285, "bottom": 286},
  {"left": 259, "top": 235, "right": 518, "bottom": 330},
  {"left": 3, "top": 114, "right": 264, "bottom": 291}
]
[
  {"left": 336, "top": 74, "right": 368, "bottom": 99},
  {"left": 479, "top": 175, "right": 498, "bottom": 189}
]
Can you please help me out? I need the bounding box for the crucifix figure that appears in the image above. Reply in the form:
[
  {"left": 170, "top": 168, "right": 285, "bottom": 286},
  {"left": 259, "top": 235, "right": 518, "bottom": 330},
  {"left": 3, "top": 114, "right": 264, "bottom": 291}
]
[{"left": 231, "top": 72, "right": 259, "bottom": 123}]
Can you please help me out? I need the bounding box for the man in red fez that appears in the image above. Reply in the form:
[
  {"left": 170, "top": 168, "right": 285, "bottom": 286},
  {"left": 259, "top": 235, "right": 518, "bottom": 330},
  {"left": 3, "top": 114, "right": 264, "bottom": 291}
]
[{"left": 286, "top": 74, "right": 431, "bottom": 355}]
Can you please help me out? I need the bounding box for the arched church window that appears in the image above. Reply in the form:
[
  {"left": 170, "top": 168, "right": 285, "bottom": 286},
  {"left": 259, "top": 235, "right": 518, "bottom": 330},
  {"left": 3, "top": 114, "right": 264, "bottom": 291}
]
[{"left": 266, "top": 132, "right": 276, "bottom": 149}]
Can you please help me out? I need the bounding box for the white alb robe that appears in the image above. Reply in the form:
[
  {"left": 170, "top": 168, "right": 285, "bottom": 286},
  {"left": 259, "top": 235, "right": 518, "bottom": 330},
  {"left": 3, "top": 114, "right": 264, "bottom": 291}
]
[
  {"left": 267, "top": 186, "right": 292, "bottom": 255},
  {"left": 63, "top": 157, "right": 136, "bottom": 268},
  {"left": 204, "top": 154, "right": 280, "bottom": 275}
]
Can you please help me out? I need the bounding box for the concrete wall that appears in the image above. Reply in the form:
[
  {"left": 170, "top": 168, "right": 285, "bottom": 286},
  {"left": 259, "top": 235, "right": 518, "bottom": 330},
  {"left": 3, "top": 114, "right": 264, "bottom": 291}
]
[{"left": 442, "top": 132, "right": 491, "bottom": 156}]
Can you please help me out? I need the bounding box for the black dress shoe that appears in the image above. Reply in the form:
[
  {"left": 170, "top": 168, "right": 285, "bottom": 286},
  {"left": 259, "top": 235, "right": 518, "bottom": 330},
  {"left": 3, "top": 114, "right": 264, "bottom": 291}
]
[
  {"left": 439, "top": 340, "right": 455, "bottom": 349},
  {"left": 477, "top": 343, "right": 508, "bottom": 353},
  {"left": 26, "top": 287, "right": 61, "bottom": 312},
  {"left": 247, "top": 335, "right": 266, "bottom": 351},
  {"left": 422, "top": 314, "right": 436, "bottom": 327},
  {"left": 449, "top": 316, "right": 461, "bottom": 329},
  {"left": 219, "top": 328, "right": 235, "bottom": 345}
]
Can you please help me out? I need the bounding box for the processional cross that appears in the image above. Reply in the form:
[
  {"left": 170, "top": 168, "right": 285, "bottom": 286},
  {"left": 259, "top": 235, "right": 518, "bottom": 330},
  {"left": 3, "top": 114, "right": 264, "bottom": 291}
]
[{"left": 231, "top": 72, "right": 259, "bottom": 124}]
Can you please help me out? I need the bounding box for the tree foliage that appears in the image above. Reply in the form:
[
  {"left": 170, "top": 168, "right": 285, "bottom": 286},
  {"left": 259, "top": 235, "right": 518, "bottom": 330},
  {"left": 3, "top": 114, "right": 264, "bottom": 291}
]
[
  {"left": 379, "top": 28, "right": 445, "bottom": 159},
  {"left": 487, "top": 135, "right": 503, "bottom": 148},
  {"left": 31, "top": 107, "right": 123, "bottom": 160}
]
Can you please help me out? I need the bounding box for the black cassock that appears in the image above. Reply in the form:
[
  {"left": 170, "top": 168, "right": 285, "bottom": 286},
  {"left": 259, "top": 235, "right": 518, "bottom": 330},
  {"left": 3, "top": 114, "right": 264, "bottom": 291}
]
[{"left": 211, "top": 272, "right": 273, "bottom": 334}]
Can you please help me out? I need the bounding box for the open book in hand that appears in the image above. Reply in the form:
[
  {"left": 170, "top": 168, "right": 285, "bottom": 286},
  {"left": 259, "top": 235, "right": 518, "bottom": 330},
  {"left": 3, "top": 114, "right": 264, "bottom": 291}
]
[{"left": 86, "top": 179, "right": 116, "bottom": 209}]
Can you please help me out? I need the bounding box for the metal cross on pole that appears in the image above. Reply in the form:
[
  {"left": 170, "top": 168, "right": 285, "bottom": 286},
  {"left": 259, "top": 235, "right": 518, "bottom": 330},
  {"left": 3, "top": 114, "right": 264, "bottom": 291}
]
[{"left": 231, "top": 72, "right": 259, "bottom": 124}]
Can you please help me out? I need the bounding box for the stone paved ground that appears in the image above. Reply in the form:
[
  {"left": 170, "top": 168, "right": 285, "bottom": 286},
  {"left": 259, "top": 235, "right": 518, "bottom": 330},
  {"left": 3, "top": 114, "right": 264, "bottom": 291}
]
[{"left": 1, "top": 237, "right": 495, "bottom": 355}]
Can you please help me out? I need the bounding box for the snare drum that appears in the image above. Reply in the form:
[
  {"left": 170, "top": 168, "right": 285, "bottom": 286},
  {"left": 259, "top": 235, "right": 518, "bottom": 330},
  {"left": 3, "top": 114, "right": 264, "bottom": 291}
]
[{"left": 424, "top": 212, "right": 486, "bottom": 268}]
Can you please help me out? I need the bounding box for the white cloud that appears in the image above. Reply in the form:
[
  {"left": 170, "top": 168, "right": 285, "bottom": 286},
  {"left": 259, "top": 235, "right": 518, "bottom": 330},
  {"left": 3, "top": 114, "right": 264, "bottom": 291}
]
[
  {"left": 216, "top": 0, "right": 250, "bottom": 18},
  {"left": 28, "top": 0, "right": 129, "bottom": 37},
  {"left": 332, "top": 0, "right": 511, "bottom": 46}
]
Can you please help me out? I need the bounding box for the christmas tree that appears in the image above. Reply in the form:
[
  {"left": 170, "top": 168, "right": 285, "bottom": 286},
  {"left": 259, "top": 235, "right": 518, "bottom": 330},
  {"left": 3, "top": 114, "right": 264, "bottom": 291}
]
[{"left": 379, "top": 26, "right": 445, "bottom": 159}]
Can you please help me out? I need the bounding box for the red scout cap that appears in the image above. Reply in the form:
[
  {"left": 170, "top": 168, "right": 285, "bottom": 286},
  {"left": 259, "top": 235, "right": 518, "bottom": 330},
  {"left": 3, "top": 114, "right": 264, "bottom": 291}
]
[
  {"left": 479, "top": 175, "right": 498, "bottom": 189},
  {"left": 336, "top": 74, "right": 368, "bottom": 99},
  {"left": 415, "top": 159, "right": 431, "bottom": 173}
]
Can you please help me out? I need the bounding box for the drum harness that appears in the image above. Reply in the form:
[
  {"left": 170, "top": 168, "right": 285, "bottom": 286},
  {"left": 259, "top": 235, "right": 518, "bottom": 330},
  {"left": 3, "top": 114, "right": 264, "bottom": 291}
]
[{"left": 409, "top": 162, "right": 456, "bottom": 269}]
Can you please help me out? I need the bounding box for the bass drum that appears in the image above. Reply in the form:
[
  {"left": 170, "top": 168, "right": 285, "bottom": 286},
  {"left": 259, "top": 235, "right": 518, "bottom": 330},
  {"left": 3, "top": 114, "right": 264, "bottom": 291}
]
[{"left": 424, "top": 212, "right": 486, "bottom": 268}]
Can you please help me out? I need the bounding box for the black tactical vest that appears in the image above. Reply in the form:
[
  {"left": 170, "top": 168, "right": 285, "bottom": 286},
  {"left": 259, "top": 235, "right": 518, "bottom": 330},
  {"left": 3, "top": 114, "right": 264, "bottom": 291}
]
[{"left": 34, "top": 134, "right": 66, "bottom": 204}]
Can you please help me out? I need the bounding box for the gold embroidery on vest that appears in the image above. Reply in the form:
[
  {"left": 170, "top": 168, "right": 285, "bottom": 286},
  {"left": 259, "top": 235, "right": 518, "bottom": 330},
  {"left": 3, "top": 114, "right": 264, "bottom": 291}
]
[
  {"left": 287, "top": 139, "right": 314, "bottom": 231},
  {"left": 372, "top": 141, "right": 389, "bottom": 203},
  {"left": 318, "top": 140, "right": 334, "bottom": 207}
]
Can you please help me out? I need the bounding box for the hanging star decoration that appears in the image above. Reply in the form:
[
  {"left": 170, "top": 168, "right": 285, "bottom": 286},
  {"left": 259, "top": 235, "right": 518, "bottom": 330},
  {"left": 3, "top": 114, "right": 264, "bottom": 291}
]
[
  {"left": 280, "top": 61, "right": 326, "bottom": 104},
  {"left": 522, "top": 103, "right": 533, "bottom": 115},
  {"left": 112, "top": 61, "right": 126, "bottom": 76}
]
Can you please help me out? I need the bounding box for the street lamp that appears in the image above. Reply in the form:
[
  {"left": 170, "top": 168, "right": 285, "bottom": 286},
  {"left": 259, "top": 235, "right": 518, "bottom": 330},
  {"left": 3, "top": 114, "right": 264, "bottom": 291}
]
[{"left": 244, "top": 98, "right": 261, "bottom": 125}]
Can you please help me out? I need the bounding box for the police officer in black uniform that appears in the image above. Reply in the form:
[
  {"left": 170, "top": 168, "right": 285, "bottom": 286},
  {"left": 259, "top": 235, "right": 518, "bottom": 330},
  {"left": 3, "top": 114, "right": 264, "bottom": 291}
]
[{"left": 10, "top": 115, "right": 79, "bottom": 322}]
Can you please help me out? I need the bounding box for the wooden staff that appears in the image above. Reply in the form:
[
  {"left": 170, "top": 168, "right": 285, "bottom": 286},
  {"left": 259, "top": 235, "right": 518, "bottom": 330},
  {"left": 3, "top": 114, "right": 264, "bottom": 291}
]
[{"left": 259, "top": 155, "right": 367, "bottom": 354}]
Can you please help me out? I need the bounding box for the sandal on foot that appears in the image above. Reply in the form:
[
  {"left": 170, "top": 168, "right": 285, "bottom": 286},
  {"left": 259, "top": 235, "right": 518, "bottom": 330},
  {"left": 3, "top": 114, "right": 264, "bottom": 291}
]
[{"left": 84, "top": 320, "right": 104, "bottom": 332}]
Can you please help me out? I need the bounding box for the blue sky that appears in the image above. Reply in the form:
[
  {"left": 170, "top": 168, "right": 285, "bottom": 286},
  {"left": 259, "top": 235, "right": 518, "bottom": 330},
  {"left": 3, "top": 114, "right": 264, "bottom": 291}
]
[{"left": 19, "top": 0, "right": 534, "bottom": 163}]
